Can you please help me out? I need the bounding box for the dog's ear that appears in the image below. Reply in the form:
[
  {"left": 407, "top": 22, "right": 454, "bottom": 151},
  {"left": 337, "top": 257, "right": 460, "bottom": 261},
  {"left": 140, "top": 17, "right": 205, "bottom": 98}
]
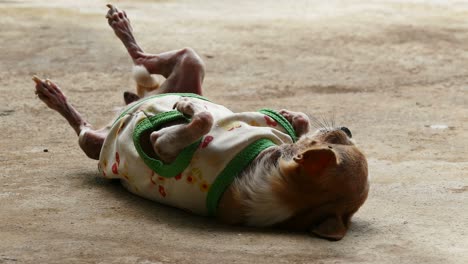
[
  {"left": 310, "top": 215, "right": 348, "bottom": 241},
  {"left": 293, "top": 147, "right": 337, "bottom": 176},
  {"left": 123, "top": 91, "right": 140, "bottom": 105}
]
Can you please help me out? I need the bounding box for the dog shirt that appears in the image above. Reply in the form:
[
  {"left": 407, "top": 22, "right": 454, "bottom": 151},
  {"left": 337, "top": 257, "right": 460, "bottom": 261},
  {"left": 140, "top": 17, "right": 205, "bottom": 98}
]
[{"left": 94, "top": 93, "right": 297, "bottom": 216}]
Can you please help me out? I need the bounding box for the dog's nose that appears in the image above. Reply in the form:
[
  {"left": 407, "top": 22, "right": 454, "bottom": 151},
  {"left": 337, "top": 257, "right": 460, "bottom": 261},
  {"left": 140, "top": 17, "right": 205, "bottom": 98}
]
[{"left": 340, "top": 127, "right": 352, "bottom": 138}]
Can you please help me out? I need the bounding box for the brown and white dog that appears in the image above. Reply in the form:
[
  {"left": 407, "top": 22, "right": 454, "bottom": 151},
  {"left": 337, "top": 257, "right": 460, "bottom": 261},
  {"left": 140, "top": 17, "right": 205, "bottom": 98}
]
[{"left": 32, "top": 4, "right": 368, "bottom": 241}]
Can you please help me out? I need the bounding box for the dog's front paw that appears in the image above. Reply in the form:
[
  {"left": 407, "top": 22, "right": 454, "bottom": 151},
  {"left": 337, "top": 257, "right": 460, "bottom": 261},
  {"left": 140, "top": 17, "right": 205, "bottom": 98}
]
[
  {"left": 279, "top": 109, "right": 310, "bottom": 136},
  {"left": 173, "top": 97, "right": 197, "bottom": 117}
]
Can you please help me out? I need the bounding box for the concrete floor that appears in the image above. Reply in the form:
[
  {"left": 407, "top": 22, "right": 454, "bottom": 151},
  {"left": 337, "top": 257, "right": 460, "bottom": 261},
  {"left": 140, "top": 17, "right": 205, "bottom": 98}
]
[{"left": 0, "top": 0, "right": 467, "bottom": 263}]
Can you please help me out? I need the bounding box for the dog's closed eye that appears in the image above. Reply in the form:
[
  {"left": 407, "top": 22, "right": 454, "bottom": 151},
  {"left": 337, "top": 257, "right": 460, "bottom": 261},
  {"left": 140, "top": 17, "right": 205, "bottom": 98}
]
[{"left": 340, "top": 127, "right": 352, "bottom": 138}]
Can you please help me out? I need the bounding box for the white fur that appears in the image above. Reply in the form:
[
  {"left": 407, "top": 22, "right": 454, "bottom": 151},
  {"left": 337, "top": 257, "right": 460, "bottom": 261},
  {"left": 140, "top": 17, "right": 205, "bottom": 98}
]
[
  {"left": 232, "top": 153, "right": 293, "bottom": 226},
  {"left": 132, "top": 65, "right": 159, "bottom": 88}
]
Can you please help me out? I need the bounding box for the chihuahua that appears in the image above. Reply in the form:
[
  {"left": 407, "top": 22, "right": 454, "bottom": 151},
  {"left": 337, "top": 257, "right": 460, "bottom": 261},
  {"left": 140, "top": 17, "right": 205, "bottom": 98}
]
[{"left": 32, "top": 4, "right": 368, "bottom": 241}]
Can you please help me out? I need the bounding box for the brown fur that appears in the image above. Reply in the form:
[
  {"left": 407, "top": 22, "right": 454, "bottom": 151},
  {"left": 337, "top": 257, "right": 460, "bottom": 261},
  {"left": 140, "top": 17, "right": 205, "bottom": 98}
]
[{"left": 217, "top": 129, "right": 369, "bottom": 241}]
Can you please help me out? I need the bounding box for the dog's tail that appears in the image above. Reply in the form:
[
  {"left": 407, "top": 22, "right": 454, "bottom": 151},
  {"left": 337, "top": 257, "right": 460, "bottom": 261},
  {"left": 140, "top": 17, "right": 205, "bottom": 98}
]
[{"left": 132, "top": 65, "right": 160, "bottom": 97}]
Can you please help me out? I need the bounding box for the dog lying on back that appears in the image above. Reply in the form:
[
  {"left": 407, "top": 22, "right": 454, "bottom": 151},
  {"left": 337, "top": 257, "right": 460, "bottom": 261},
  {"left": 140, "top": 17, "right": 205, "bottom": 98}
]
[{"left": 32, "top": 4, "right": 369, "bottom": 241}]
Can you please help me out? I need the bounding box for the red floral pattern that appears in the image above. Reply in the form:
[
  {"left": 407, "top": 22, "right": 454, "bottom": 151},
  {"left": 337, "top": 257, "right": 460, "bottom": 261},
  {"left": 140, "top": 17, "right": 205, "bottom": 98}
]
[
  {"left": 112, "top": 163, "right": 118, "bottom": 175},
  {"left": 264, "top": 115, "right": 277, "bottom": 127},
  {"left": 201, "top": 135, "right": 214, "bottom": 148},
  {"left": 199, "top": 181, "right": 210, "bottom": 192},
  {"left": 186, "top": 175, "right": 196, "bottom": 184},
  {"left": 158, "top": 185, "right": 167, "bottom": 197}
]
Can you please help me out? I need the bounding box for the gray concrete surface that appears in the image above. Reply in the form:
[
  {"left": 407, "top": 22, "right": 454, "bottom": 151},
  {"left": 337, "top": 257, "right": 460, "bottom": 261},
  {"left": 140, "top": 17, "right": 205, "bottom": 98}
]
[{"left": 0, "top": 0, "right": 467, "bottom": 263}]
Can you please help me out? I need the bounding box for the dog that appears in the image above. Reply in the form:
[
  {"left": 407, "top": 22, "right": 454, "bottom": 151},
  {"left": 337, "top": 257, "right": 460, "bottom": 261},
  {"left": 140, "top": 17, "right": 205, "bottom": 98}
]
[{"left": 32, "top": 4, "right": 369, "bottom": 241}]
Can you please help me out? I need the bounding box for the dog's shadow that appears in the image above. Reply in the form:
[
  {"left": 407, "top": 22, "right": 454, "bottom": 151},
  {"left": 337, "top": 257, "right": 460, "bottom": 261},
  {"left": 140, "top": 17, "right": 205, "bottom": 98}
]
[
  {"left": 77, "top": 171, "right": 286, "bottom": 236},
  {"left": 76, "top": 171, "right": 373, "bottom": 240}
]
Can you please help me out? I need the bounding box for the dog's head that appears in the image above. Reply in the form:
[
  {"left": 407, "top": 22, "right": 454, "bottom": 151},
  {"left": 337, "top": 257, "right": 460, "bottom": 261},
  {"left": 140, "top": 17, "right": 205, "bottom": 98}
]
[{"left": 275, "top": 127, "right": 369, "bottom": 241}]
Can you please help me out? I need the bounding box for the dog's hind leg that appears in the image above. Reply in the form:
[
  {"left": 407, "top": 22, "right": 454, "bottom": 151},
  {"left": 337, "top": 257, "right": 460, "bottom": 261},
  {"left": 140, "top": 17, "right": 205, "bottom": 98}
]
[
  {"left": 106, "top": 4, "right": 205, "bottom": 96},
  {"left": 33, "top": 77, "right": 107, "bottom": 160}
]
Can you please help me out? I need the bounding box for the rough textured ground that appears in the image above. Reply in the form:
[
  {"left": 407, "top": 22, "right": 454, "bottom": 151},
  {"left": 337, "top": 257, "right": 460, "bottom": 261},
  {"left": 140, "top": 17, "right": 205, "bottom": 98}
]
[{"left": 1, "top": 0, "right": 467, "bottom": 263}]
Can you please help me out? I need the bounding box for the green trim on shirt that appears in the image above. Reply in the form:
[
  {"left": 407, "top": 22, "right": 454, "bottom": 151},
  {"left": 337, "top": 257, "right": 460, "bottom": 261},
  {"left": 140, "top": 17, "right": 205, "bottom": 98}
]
[
  {"left": 206, "top": 138, "right": 277, "bottom": 216},
  {"left": 129, "top": 97, "right": 295, "bottom": 216},
  {"left": 133, "top": 110, "right": 202, "bottom": 178},
  {"left": 113, "top": 93, "right": 210, "bottom": 127},
  {"left": 259, "top": 109, "right": 298, "bottom": 142}
]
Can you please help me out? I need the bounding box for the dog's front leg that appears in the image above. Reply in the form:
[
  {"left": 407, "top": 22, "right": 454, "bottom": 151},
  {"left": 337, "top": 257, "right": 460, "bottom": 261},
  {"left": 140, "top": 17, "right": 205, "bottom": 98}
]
[{"left": 150, "top": 98, "right": 213, "bottom": 163}]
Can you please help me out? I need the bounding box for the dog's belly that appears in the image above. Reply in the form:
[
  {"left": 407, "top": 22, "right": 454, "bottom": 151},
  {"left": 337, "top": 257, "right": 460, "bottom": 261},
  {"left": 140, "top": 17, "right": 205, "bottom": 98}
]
[{"left": 97, "top": 94, "right": 296, "bottom": 216}]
